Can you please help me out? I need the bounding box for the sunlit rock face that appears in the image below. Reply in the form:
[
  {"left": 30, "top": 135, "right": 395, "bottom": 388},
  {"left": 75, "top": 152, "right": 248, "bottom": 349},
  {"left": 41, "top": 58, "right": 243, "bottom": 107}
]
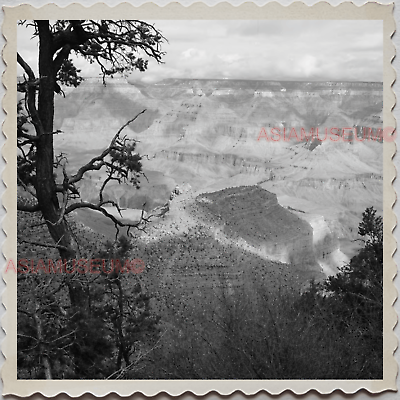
[{"left": 53, "top": 77, "right": 383, "bottom": 266}]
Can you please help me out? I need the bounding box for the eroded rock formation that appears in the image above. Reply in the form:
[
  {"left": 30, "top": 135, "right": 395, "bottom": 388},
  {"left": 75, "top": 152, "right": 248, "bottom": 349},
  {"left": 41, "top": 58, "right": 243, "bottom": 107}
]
[{"left": 54, "top": 77, "right": 383, "bottom": 271}]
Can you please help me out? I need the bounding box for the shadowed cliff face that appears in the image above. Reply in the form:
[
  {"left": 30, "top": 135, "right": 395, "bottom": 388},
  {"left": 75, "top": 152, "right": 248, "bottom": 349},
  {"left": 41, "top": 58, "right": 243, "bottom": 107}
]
[
  {"left": 197, "top": 186, "right": 316, "bottom": 263},
  {"left": 53, "top": 77, "right": 382, "bottom": 268},
  {"left": 195, "top": 186, "right": 344, "bottom": 276}
]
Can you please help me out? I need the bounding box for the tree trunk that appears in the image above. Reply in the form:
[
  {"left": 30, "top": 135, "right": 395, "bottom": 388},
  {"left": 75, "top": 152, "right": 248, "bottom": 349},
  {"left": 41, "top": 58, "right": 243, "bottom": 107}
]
[
  {"left": 116, "top": 280, "right": 130, "bottom": 369},
  {"left": 30, "top": 286, "right": 52, "bottom": 379},
  {"left": 35, "top": 21, "right": 89, "bottom": 314}
]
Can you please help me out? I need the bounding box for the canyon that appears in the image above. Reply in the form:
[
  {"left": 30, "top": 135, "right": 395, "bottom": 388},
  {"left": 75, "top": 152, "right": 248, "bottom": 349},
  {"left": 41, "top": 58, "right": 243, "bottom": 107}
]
[{"left": 52, "top": 77, "right": 383, "bottom": 289}]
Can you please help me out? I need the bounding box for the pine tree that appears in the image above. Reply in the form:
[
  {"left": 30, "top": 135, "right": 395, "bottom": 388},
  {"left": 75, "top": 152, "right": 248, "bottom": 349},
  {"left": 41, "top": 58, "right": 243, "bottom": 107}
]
[{"left": 91, "top": 236, "right": 160, "bottom": 376}]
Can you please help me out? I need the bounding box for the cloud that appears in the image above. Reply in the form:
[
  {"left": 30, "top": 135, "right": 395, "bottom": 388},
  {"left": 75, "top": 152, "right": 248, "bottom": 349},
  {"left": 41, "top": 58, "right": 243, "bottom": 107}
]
[
  {"left": 218, "top": 54, "right": 241, "bottom": 64},
  {"left": 181, "top": 48, "right": 207, "bottom": 61},
  {"left": 298, "top": 55, "right": 319, "bottom": 77},
  {"left": 17, "top": 20, "right": 383, "bottom": 83}
]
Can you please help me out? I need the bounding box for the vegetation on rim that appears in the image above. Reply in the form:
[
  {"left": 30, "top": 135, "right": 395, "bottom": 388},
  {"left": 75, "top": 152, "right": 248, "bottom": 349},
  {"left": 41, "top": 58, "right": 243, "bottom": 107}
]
[{"left": 17, "top": 204, "right": 383, "bottom": 379}]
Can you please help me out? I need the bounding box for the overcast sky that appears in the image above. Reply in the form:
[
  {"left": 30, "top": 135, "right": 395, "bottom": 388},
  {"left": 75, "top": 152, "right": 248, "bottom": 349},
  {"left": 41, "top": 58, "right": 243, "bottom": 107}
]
[{"left": 17, "top": 20, "right": 383, "bottom": 83}]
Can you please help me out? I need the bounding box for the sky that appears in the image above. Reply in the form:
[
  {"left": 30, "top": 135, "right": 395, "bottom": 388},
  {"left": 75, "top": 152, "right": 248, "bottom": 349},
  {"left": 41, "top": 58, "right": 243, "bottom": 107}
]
[{"left": 17, "top": 20, "right": 383, "bottom": 83}]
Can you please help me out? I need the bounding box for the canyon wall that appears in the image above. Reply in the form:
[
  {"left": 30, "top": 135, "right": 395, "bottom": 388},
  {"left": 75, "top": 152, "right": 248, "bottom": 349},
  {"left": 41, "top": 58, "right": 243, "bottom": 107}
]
[
  {"left": 54, "top": 77, "right": 382, "bottom": 152},
  {"left": 52, "top": 77, "right": 383, "bottom": 270}
]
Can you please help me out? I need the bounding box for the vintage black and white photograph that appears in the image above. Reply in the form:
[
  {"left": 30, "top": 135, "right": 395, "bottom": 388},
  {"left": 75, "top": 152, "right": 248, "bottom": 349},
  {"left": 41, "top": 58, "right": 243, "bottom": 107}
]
[{"left": 8, "top": 3, "right": 394, "bottom": 391}]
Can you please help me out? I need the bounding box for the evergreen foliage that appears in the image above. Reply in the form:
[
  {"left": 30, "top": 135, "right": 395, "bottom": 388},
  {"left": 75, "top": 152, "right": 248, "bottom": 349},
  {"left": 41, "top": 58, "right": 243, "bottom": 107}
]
[{"left": 17, "top": 209, "right": 161, "bottom": 379}]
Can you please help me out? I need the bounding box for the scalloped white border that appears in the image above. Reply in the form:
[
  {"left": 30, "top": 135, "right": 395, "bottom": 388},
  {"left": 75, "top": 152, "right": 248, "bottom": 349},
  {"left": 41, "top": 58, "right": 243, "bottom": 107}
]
[{"left": 1, "top": 2, "right": 397, "bottom": 396}]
